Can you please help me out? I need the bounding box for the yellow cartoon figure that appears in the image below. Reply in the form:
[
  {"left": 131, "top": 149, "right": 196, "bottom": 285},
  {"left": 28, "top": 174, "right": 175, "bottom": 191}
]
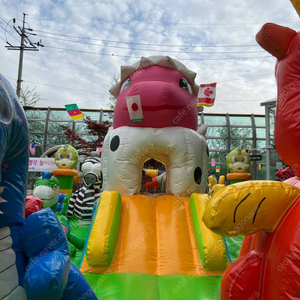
[
  {"left": 55, "top": 144, "right": 78, "bottom": 170},
  {"left": 226, "top": 148, "right": 250, "bottom": 174},
  {"left": 226, "top": 148, "right": 252, "bottom": 184}
]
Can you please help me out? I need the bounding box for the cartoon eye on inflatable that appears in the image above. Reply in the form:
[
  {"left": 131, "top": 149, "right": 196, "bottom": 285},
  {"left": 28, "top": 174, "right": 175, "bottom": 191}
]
[
  {"left": 58, "top": 153, "right": 63, "bottom": 159},
  {"left": 120, "top": 78, "right": 131, "bottom": 94},
  {"left": 231, "top": 156, "right": 238, "bottom": 163},
  {"left": 67, "top": 153, "right": 73, "bottom": 159},
  {"left": 53, "top": 184, "right": 58, "bottom": 190},
  {"left": 0, "top": 80, "right": 14, "bottom": 124},
  {"left": 179, "top": 78, "right": 192, "bottom": 95},
  {"left": 242, "top": 156, "right": 248, "bottom": 163}
]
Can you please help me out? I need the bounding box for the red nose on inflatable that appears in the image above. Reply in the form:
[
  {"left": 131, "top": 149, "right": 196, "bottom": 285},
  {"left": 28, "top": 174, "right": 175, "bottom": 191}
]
[{"left": 256, "top": 23, "right": 297, "bottom": 60}]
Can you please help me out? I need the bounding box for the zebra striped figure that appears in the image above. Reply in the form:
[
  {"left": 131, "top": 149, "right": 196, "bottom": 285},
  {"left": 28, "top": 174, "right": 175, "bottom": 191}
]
[{"left": 67, "top": 157, "right": 102, "bottom": 222}]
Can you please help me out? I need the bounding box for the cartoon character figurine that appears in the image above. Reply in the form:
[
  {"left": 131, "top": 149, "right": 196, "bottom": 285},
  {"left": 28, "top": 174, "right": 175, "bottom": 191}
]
[
  {"left": 68, "top": 156, "right": 102, "bottom": 223},
  {"left": 52, "top": 145, "right": 78, "bottom": 196},
  {"left": 55, "top": 145, "right": 78, "bottom": 169},
  {"left": 226, "top": 148, "right": 252, "bottom": 184},
  {"left": 203, "top": 23, "right": 300, "bottom": 299},
  {"left": 31, "top": 171, "right": 71, "bottom": 234},
  {"left": 67, "top": 156, "right": 102, "bottom": 264},
  {"left": 0, "top": 73, "right": 97, "bottom": 299},
  {"left": 32, "top": 171, "right": 60, "bottom": 209},
  {"left": 226, "top": 148, "right": 250, "bottom": 174}
]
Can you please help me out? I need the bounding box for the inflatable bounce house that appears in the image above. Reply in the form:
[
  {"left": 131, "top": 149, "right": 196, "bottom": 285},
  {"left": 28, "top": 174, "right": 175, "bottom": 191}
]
[
  {"left": 3, "top": 16, "right": 300, "bottom": 299},
  {"left": 0, "top": 73, "right": 97, "bottom": 300},
  {"left": 79, "top": 56, "right": 228, "bottom": 299},
  {"left": 202, "top": 22, "right": 300, "bottom": 299}
]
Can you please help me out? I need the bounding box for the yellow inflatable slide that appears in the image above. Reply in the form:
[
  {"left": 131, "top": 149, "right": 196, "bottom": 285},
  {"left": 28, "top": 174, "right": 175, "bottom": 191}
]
[{"left": 80, "top": 192, "right": 227, "bottom": 299}]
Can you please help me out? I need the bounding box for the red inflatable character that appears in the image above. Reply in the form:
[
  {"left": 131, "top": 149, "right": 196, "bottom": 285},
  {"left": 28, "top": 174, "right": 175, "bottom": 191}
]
[{"left": 203, "top": 23, "right": 300, "bottom": 300}]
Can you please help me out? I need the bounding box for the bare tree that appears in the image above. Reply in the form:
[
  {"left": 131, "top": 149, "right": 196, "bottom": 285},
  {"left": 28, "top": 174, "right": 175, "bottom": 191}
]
[
  {"left": 106, "top": 74, "right": 119, "bottom": 110},
  {"left": 19, "top": 86, "right": 42, "bottom": 107}
]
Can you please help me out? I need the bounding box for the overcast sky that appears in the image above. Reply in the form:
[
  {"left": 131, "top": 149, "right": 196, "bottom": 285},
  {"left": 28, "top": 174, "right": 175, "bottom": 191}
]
[{"left": 0, "top": 0, "right": 299, "bottom": 114}]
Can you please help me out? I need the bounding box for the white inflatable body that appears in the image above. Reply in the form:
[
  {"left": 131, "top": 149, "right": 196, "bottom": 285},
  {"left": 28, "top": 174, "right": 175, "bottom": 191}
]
[{"left": 101, "top": 126, "right": 209, "bottom": 196}]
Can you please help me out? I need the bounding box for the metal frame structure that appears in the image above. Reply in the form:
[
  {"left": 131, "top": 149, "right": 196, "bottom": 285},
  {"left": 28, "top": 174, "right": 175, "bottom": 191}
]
[
  {"left": 260, "top": 99, "right": 277, "bottom": 180},
  {"left": 25, "top": 106, "right": 273, "bottom": 180}
]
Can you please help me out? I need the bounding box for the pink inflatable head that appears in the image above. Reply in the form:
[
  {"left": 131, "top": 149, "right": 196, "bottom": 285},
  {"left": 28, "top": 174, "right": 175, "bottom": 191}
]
[{"left": 110, "top": 56, "right": 199, "bottom": 130}]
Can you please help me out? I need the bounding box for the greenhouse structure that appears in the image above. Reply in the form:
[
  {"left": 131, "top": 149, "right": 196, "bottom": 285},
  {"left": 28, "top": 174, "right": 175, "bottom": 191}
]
[{"left": 25, "top": 105, "right": 279, "bottom": 181}]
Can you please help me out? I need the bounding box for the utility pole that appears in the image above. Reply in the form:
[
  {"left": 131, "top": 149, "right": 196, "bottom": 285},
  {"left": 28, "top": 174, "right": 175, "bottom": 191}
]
[
  {"left": 5, "top": 13, "right": 43, "bottom": 98},
  {"left": 16, "top": 13, "right": 25, "bottom": 98}
]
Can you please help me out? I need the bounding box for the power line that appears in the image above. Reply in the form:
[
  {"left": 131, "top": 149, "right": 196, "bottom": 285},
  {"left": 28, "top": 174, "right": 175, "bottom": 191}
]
[
  {"left": 0, "top": 16, "right": 15, "bottom": 31},
  {"left": 1, "top": 15, "right": 33, "bottom": 34},
  {"left": 0, "top": 15, "right": 34, "bottom": 47},
  {"left": 6, "top": 0, "right": 24, "bottom": 14},
  {"left": 218, "top": 72, "right": 273, "bottom": 83},
  {"left": 23, "top": 80, "right": 108, "bottom": 94},
  {"left": 4, "top": 13, "right": 43, "bottom": 97},
  {"left": 27, "top": 15, "right": 300, "bottom": 26},
  {"left": 0, "top": 23, "right": 20, "bottom": 44},
  {"left": 4, "top": 74, "right": 109, "bottom": 94},
  {"left": 0, "top": 35, "right": 7, "bottom": 43},
  {"left": 42, "top": 44, "right": 272, "bottom": 61},
  {"left": 32, "top": 29, "right": 260, "bottom": 48},
  {"left": 4, "top": 73, "right": 273, "bottom": 100},
  {"left": 35, "top": 33, "right": 265, "bottom": 54},
  {"left": 0, "top": 15, "right": 24, "bottom": 44},
  {"left": 0, "top": 15, "right": 41, "bottom": 47},
  {"left": 0, "top": 15, "right": 20, "bottom": 44}
]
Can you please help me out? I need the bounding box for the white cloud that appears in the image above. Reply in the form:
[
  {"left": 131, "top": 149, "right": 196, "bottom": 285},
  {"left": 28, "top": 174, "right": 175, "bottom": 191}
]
[{"left": 0, "top": 0, "right": 299, "bottom": 113}]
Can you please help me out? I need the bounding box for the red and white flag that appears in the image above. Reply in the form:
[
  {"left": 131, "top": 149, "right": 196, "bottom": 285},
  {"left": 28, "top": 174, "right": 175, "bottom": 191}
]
[
  {"left": 96, "top": 146, "right": 102, "bottom": 154},
  {"left": 197, "top": 83, "right": 217, "bottom": 107},
  {"left": 126, "top": 95, "right": 144, "bottom": 123},
  {"left": 211, "top": 158, "right": 216, "bottom": 167},
  {"left": 29, "top": 143, "right": 36, "bottom": 155}
]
